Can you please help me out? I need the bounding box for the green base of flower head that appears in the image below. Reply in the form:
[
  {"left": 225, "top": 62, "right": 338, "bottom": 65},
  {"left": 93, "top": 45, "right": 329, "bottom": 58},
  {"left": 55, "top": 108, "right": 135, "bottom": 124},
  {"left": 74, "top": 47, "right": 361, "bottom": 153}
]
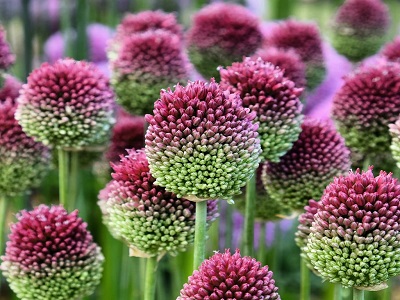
[
  {"left": 259, "top": 116, "right": 303, "bottom": 162},
  {"left": 112, "top": 74, "right": 184, "bottom": 116},
  {"left": 105, "top": 198, "right": 197, "bottom": 257},
  {"left": 336, "top": 120, "right": 391, "bottom": 155},
  {"left": 332, "top": 32, "right": 385, "bottom": 62},
  {"left": 266, "top": 171, "right": 343, "bottom": 211},
  {"left": 305, "top": 234, "right": 400, "bottom": 288},
  {"left": 0, "top": 156, "right": 50, "bottom": 198},
  {"left": 148, "top": 145, "right": 260, "bottom": 200},
  {"left": 188, "top": 46, "right": 242, "bottom": 81},
  {"left": 305, "top": 62, "right": 325, "bottom": 91},
  {"left": 2, "top": 248, "right": 104, "bottom": 300}
]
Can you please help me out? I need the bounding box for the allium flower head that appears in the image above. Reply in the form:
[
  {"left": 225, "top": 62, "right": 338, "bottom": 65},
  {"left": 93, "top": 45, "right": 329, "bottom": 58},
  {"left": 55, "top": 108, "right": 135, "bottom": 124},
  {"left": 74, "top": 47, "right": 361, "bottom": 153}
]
[
  {"left": 16, "top": 58, "right": 115, "bottom": 149},
  {"left": 0, "top": 98, "right": 50, "bottom": 197},
  {"left": 263, "top": 118, "right": 351, "bottom": 211},
  {"left": 145, "top": 79, "right": 261, "bottom": 201},
  {"left": 1, "top": 205, "right": 104, "bottom": 300},
  {"left": 0, "top": 74, "right": 22, "bottom": 104},
  {"left": 178, "top": 249, "right": 281, "bottom": 300},
  {"left": 98, "top": 149, "right": 218, "bottom": 257},
  {"left": 116, "top": 10, "right": 183, "bottom": 41},
  {"left": 187, "top": 3, "right": 263, "bottom": 80},
  {"left": 0, "top": 26, "right": 15, "bottom": 72},
  {"left": 266, "top": 20, "right": 325, "bottom": 90},
  {"left": 305, "top": 168, "right": 400, "bottom": 289},
  {"left": 105, "top": 108, "right": 145, "bottom": 163},
  {"left": 219, "top": 57, "right": 303, "bottom": 162},
  {"left": 253, "top": 47, "right": 307, "bottom": 89},
  {"left": 332, "top": 0, "right": 389, "bottom": 61},
  {"left": 332, "top": 61, "right": 400, "bottom": 154},
  {"left": 380, "top": 36, "right": 400, "bottom": 63},
  {"left": 110, "top": 29, "right": 189, "bottom": 115}
]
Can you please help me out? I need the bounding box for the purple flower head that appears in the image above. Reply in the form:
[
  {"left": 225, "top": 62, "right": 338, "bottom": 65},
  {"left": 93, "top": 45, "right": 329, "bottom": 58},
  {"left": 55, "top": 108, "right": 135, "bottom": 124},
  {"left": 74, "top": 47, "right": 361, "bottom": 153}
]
[
  {"left": 16, "top": 58, "right": 115, "bottom": 149},
  {"left": 1, "top": 205, "right": 104, "bottom": 299},
  {"left": 0, "top": 26, "right": 15, "bottom": 72},
  {"left": 380, "top": 36, "right": 400, "bottom": 63},
  {"left": 266, "top": 20, "right": 325, "bottom": 90},
  {"left": 187, "top": 2, "right": 263, "bottom": 80},
  {"left": 305, "top": 168, "right": 400, "bottom": 289},
  {"left": 0, "top": 74, "right": 22, "bottom": 104},
  {"left": 332, "top": 61, "right": 400, "bottom": 154},
  {"left": 219, "top": 57, "right": 303, "bottom": 162},
  {"left": 145, "top": 79, "right": 261, "bottom": 201},
  {"left": 263, "top": 118, "right": 351, "bottom": 211},
  {"left": 110, "top": 29, "right": 190, "bottom": 115},
  {"left": 178, "top": 249, "right": 281, "bottom": 300},
  {"left": 0, "top": 96, "right": 50, "bottom": 197},
  {"left": 332, "top": 0, "right": 390, "bottom": 61},
  {"left": 98, "top": 149, "right": 218, "bottom": 257},
  {"left": 253, "top": 47, "right": 307, "bottom": 89}
]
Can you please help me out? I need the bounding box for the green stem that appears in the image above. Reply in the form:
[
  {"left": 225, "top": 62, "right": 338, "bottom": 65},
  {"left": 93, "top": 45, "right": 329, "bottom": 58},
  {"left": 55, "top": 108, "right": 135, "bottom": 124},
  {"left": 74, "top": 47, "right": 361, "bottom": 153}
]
[
  {"left": 60, "top": 0, "right": 73, "bottom": 57},
  {"left": 381, "top": 280, "right": 391, "bottom": 300},
  {"left": 68, "top": 151, "right": 79, "bottom": 211},
  {"left": 353, "top": 289, "right": 364, "bottom": 300},
  {"left": 225, "top": 202, "right": 233, "bottom": 249},
  {"left": 362, "top": 156, "right": 371, "bottom": 172},
  {"left": 258, "top": 223, "right": 266, "bottom": 264},
  {"left": 300, "top": 258, "right": 310, "bottom": 300},
  {"left": 75, "top": 0, "right": 88, "bottom": 60},
  {"left": 0, "top": 196, "right": 8, "bottom": 255},
  {"left": 21, "top": 0, "right": 33, "bottom": 78},
  {"left": 243, "top": 173, "right": 256, "bottom": 257},
  {"left": 335, "top": 284, "right": 342, "bottom": 300},
  {"left": 144, "top": 256, "right": 158, "bottom": 300},
  {"left": 193, "top": 201, "right": 207, "bottom": 269},
  {"left": 58, "top": 148, "right": 69, "bottom": 208}
]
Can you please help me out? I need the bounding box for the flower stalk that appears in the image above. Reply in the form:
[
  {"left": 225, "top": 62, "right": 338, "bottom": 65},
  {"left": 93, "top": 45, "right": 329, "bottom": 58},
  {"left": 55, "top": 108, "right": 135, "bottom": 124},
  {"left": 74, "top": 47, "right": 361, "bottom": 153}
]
[
  {"left": 193, "top": 201, "right": 207, "bottom": 269},
  {"left": 243, "top": 173, "right": 256, "bottom": 257}
]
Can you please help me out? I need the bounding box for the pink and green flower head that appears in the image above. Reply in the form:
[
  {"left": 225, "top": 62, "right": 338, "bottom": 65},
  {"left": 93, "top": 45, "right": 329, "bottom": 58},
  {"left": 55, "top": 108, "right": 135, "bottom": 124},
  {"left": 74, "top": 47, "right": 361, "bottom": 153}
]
[
  {"left": 380, "top": 36, "right": 400, "bottom": 63},
  {"left": 98, "top": 149, "right": 218, "bottom": 257},
  {"left": 219, "top": 57, "right": 303, "bottom": 162},
  {"left": 0, "top": 26, "right": 15, "bottom": 73},
  {"left": 110, "top": 29, "right": 189, "bottom": 115},
  {"left": 0, "top": 94, "right": 51, "bottom": 197},
  {"left": 178, "top": 249, "right": 281, "bottom": 300},
  {"left": 186, "top": 2, "right": 263, "bottom": 80},
  {"left": 1, "top": 205, "right": 104, "bottom": 300},
  {"left": 332, "top": 61, "right": 400, "bottom": 154},
  {"left": 266, "top": 20, "right": 325, "bottom": 91},
  {"left": 305, "top": 168, "right": 400, "bottom": 290},
  {"left": 332, "top": 0, "right": 390, "bottom": 61},
  {"left": 263, "top": 118, "right": 351, "bottom": 211},
  {"left": 145, "top": 79, "right": 261, "bottom": 201},
  {"left": 15, "top": 58, "right": 115, "bottom": 149},
  {"left": 253, "top": 47, "right": 307, "bottom": 89}
]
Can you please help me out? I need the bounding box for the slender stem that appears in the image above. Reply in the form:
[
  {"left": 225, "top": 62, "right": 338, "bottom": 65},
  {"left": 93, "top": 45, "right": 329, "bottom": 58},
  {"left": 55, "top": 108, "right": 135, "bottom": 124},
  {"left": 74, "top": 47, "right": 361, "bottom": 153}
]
[
  {"left": 300, "top": 258, "right": 310, "bottom": 300},
  {"left": 353, "top": 289, "right": 364, "bottom": 300},
  {"left": 68, "top": 151, "right": 79, "bottom": 211},
  {"left": 0, "top": 196, "right": 8, "bottom": 255},
  {"left": 381, "top": 280, "right": 391, "bottom": 300},
  {"left": 58, "top": 148, "right": 69, "bottom": 208},
  {"left": 225, "top": 202, "right": 233, "bottom": 249},
  {"left": 75, "top": 0, "right": 88, "bottom": 60},
  {"left": 193, "top": 201, "right": 207, "bottom": 269},
  {"left": 258, "top": 223, "right": 266, "bottom": 264},
  {"left": 60, "top": 0, "right": 73, "bottom": 57},
  {"left": 21, "top": 0, "right": 33, "bottom": 78},
  {"left": 243, "top": 173, "right": 256, "bottom": 257},
  {"left": 335, "top": 284, "right": 342, "bottom": 300},
  {"left": 362, "top": 156, "right": 371, "bottom": 172},
  {"left": 144, "top": 256, "right": 158, "bottom": 300}
]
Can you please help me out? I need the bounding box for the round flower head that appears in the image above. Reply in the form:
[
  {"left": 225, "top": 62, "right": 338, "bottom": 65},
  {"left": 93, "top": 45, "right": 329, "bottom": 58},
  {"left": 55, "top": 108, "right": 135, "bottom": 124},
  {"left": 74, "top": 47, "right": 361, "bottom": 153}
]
[
  {"left": 110, "top": 30, "right": 189, "bottom": 116},
  {"left": 98, "top": 149, "right": 218, "bottom": 257},
  {"left": 1, "top": 205, "right": 104, "bottom": 300},
  {"left": 266, "top": 20, "right": 325, "bottom": 90},
  {"left": 332, "top": 61, "right": 400, "bottom": 155},
  {"left": 235, "top": 164, "right": 288, "bottom": 222},
  {"left": 0, "top": 97, "right": 51, "bottom": 197},
  {"left": 380, "top": 36, "right": 400, "bottom": 63},
  {"left": 0, "top": 74, "right": 22, "bottom": 104},
  {"left": 253, "top": 47, "right": 307, "bottom": 89},
  {"left": 145, "top": 79, "right": 262, "bottom": 201},
  {"left": 105, "top": 108, "right": 145, "bottom": 163},
  {"left": 263, "top": 118, "right": 351, "bottom": 211},
  {"left": 178, "top": 249, "right": 281, "bottom": 300},
  {"left": 332, "top": 0, "right": 390, "bottom": 61},
  {"left": 219, "top": 57, "right": 303, "bottom": 162},
  {"left": 0, "top": 26, "right": 15, "bottom": 72},
  {"left": 15, "top": 58, "right": 115, "bottom": 149},
  {"left": 305, "top": 168, "right": 400, "bottom": 289},
  {"left": 186, "top": 3, "right": 263, "bottom": 80}
]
